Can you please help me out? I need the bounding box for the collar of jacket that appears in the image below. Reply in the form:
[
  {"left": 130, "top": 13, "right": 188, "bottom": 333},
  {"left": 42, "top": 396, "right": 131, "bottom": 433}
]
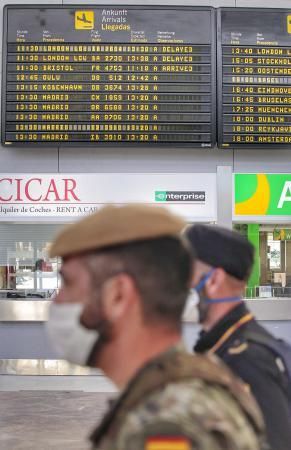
[{"left": 194, "top": 302, "right": 253, "bottom": 353}]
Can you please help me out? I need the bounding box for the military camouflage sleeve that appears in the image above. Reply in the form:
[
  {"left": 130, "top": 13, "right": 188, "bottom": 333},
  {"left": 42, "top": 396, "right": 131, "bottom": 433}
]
[
  {"left": 110, "top": 380, "right": 262, "bottom": 450},
  {"left": 115, "top": 420, "right": 224, "bottom": 450}
]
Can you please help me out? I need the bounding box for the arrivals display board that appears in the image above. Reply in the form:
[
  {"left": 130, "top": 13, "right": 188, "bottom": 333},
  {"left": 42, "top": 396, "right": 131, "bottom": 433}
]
[
  {"left": 218, "top": 8, "right": 291, "bottom": 148},
  {"left": 2, "top": 5, "right": 216, "bottom": 147}
]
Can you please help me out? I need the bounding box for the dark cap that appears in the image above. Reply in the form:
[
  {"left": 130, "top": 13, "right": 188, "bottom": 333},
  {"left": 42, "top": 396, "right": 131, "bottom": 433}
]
[
  {"left": 50, "top": 204, "right": 186, "bottom": 258},
  {"left": 185, "top": 224, "right": 254, "bottom": 281}
]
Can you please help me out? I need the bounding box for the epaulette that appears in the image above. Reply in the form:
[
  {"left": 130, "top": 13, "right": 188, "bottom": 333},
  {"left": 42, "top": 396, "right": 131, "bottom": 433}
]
[{"left": 228, "top": 339, "right": 249, "bottom": 355}]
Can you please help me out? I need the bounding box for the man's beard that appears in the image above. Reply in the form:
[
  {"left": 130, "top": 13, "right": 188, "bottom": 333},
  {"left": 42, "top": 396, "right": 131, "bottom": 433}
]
[
  {"left": 86, "top": 317, "right": 113, "bottom": 366},
  {"left": 78, "top": 270, "right": 119, "bottom": 366}
]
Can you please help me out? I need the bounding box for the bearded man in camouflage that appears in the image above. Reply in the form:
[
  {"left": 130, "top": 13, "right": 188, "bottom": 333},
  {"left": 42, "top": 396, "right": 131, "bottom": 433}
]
[{"left": 46, "top": 205, "right": 268, "bottom": 450}]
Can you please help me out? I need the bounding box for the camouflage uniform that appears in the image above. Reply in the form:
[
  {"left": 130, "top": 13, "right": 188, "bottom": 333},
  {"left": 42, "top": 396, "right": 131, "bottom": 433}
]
[{"left": 90, "top": 345, "right": 267, "bottom": 450}]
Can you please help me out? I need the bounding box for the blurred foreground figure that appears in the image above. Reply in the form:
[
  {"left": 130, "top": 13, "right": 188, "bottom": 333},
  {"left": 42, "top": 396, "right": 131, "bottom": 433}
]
[
  {"left": 47, "top": 205, "right": 266, "bottom": 450},
  {"left": 187, "top": 224, "right": 291, "bottom": 450}
]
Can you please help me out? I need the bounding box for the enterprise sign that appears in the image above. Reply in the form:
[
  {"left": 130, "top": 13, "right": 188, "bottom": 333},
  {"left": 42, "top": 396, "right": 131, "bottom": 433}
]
[{"left": 155, "top": 191, "right": 206, "bottom": 202}]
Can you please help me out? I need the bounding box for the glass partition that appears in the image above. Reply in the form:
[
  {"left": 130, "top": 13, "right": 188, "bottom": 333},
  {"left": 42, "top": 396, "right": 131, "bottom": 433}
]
[
  {"left": 235, "top": 224, "right": 291, "bottom": 299},
  {"left": 0, "top": 224, "right": 63, "bottom": 299},
  {"left": 2, "top": 222, "right": 288, "bottom": 300}
]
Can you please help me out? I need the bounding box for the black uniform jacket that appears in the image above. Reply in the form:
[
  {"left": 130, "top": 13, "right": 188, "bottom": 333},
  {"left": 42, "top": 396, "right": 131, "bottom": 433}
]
[{"left": 194, "top": 302, "right": 291, "bottom": 450}]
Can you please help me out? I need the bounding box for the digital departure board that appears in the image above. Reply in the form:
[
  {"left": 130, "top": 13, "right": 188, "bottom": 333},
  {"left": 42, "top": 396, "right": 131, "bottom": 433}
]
[
  {"left": 218, "top": 8, "right": 291, "bottom": 148},
  {"left": 2, "top": 5, "right": 216, "bottom": 147}
]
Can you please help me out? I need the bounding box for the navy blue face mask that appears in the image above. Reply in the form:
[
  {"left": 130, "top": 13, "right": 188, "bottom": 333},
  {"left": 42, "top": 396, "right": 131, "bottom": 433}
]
[{"left": 193, "top": 269, "right": 242, "bottom": 304}]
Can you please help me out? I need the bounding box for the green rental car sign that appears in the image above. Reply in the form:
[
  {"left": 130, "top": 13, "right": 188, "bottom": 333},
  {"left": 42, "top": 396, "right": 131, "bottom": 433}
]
[{"left": 235, "top": 174, "right": 291, "bottom": 216}]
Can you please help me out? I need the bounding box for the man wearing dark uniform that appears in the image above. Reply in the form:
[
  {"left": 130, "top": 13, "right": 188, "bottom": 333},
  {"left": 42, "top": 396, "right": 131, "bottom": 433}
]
[
  {"left": 186, "top": 224, "right": 291, "bottom": 450},
  {"left": 46, "top": 205, "right": 267, "bottom": 450}
]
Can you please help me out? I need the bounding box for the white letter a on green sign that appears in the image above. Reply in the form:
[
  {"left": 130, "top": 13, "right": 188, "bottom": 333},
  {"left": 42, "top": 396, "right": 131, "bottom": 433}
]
[{"left": 278, "top": 181, "right": 291, "bottom": 208}]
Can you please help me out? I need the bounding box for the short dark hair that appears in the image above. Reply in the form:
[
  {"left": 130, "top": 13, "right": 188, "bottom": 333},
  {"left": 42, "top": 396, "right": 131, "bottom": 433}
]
[{"left": 86, "top": 237, "right": 194, "bottom": 330}]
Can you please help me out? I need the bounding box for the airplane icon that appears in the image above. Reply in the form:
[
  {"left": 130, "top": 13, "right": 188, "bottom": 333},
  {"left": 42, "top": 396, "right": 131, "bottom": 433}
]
[
  {"left": 77, "top": 13, "right": 92, "bottom": 24},
  {"left": 75, "top": 11, "right": 94, "bottom": 30}
]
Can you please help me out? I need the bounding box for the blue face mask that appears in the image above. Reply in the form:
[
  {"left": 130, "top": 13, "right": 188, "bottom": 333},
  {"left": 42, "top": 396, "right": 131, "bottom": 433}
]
[{"left": 193, "top": 269, "right": 242, "bottom": 305}]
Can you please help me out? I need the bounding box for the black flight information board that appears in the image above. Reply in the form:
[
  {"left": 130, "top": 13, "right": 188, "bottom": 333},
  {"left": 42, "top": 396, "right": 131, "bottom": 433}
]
[
  {"left": 2, "top": 5, "right": 216, "bottom": 147},
  {"left": 218, "top": 8, "right": 291, "bottom": 148}
]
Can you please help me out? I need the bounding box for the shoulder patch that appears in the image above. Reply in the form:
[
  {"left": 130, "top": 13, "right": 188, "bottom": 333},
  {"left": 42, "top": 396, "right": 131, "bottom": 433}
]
[
  {"left": 145, "top": 437, "right": 191, "bottom": 450},
  {"left": 228, "top": 342, "right": 249, "bottom": 355}
]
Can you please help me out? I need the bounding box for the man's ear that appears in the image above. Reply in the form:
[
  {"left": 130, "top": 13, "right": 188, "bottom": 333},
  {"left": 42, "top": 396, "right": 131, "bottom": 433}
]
[
  {"left": 102, "top": 274, "right": 137, "bottom": 322},
  {"left": 205, "top": 268, "right": 226, "bottom": 296}
]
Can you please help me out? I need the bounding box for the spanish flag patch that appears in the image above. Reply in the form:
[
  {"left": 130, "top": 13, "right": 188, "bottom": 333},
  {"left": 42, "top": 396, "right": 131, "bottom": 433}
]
[{"left": 145, "top": 436, "right": 191, "bottom": 450}]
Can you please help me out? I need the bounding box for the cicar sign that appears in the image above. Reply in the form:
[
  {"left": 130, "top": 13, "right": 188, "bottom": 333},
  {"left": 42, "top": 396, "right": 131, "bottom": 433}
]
[{"left": 0, "top": 177, "right": 80, "bottom": 202}]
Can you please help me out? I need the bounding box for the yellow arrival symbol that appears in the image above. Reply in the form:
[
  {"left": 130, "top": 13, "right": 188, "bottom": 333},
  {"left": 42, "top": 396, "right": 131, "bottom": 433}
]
[
  {"left": 75, "top": 11, "right": 94, "bottom": 30},
  {"left": 235, "top": 174, "right": 270, "bottom": 215},
  {"left": 287, "top": 15, "right": 291, "bottom": 34},
  {"left": 280, "top": 229, "right": 286, "bottom": 240}
]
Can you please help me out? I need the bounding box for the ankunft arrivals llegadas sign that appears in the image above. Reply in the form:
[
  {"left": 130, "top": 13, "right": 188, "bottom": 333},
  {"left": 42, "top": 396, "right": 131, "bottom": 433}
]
[{"left": 235, "top": 174, "right": 291, "bottom": 216}]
